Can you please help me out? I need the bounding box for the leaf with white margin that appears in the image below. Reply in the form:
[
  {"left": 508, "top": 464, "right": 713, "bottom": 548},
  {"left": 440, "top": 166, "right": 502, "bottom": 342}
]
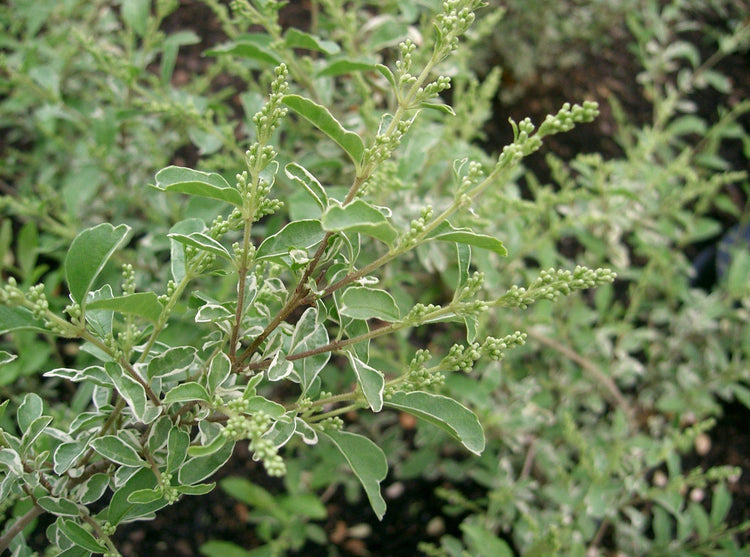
[
  {"left": 384, "top": 391, "right": 484, "bottom": 455},
  {"left": 346, "top": 352, "right": 384, "bottom": 412}
]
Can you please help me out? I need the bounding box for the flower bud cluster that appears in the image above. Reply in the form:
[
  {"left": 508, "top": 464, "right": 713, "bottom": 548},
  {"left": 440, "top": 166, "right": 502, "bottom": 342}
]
[
  {"left": 403, "top": 349, "right": 445, "bottom": 390},
  {"left": 157, "top": 280, "right": 177, "bottom": 305},
  {"left": 209, "top": 215, "right": 231, "bottom": 239},
  {"left": 26, "top": 284, "right": 49, "bottom": 320},
  {"left": 435, "top": 0, "right": 481, "bottom": 54},
  {"left": 538, "top": 101, "right": 599, "bottom": 137},
  {"left": 499, "top": 266, "right": 616, "bottom": 309},
  {"left": 318, "top": 416, "right": 344, "bottom": 431},
  {"left": 253, "top": 64, "right": 289, "bottom": 142},
  {"left": 121, "top": 264, "right": 136, "bottom": 295},
  {"left": 395, "top": 40, "right": 418, "bottom": 87},
  {"left": 481, "top": 331, "right": 527, "bottom": 360},
  {"left": 399, "top": 206, "right": 434, "bottom": 248},
  {"left": 406, "top": 303, "right": 441, "bottom": 324},
  {"left": 364, "top": 118, "right": 413, "bottom": 166},
  {"left": 414, "top": 76, "right": 452, "bottom": 105},
  {"left": 441, "top": 342, "right": 481, "bottom": 372},
  {"left": 457, "top": 161, "right": 484, "bottom": 194},
  {"left": 244, "top": 144, "right": 277, "bottom": 177},
  {"left": 455, "top": 271, "right": 484, "bottom": 301},
  {"left": 0, "top": 277, "right": 23, "bottom": 305},
  {"left": 250, "top": 436, "right": 286, "bottom": 476},
  {"left": 159, "top": 472, "right": 180, "bottom": 504}
]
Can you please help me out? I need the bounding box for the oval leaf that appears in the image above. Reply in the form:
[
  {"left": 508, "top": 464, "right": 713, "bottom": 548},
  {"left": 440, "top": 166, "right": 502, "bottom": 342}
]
[
  {"left": 179, "top": 439, "right": 234, "bottom": 485},
  {"left": 205, "top": 39, "right": 280, "bottom": 66},
  {"left": 285, "top": 162, "right": 327, "bottom": 212},
  {"left": 163, "top": 382, "right": 210, "bottom": 404},
  {"left": 384, "top": 391, "right": 485, "bottom": 455},
  {"left": 168, "top": 232, "right": 233, "bottom": 261},
  {"left": 58, "top": 519, "right": 108, "bottom": 553},
  {"left": 282, "top": 94, "right": 364, "bottom": 167},
  {"left": 339, "top": 287, "right": 400, "bottom": 321},
  {"left": 323, "top": 430, "right": 388, "bottom": 520},
  {"left": 346, "top": 352, "right": 385, "bottom": 412},
  {"left": 317, "top": 58, "right": 378, "bottom": 78},
  {"left": 86, "top": 292, "right": 163, "bottom": 322},
  {"left": 255, "top": 219, "right": 326, "bottom": 264},
  {"left": 322, "top": 200, "right": 398, "bottom": 245},
  {"left": 426, "top": 222, "right": 507, "bottom": 256},
  {"left": 283, "top": 28, "right": 340, "bottom": 54},
  {"left": 154, "top": 166, "right": 242, "bottom": 207},
  {"left": 65, "top": 223, "right": 131, "bottom": 305},
  {"left": 90, "top": 435, "right": 145, "bottom": 467},
  {"left": 0, "top": 306, "right": 47, "bottom": 334}
]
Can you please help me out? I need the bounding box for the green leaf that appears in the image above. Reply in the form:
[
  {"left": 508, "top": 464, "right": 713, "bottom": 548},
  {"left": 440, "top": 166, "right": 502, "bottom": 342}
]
[
  {"left": 283, "top": 28, "right": 340, "bottom": 54},
  {"left": 384, "top": 391, "right": 485, "bottom": 455},
  {"left": 170, "top": 219, "right": 205, "bottom": 283},
  {"left": 179, "top": 439, "right": 234, "bottom": 485},
  {"left": 376, "top": 64, "right": 397, "bottom": 89},
  {"left": 0, "top": 350, "right": 17, "bottom": 365},
  {"left": 20, "top": 415, "right": 52, "bottom": 455},
  {"left": 90, "top": 435, "right": 145, "bottom": 467},
  {"left": 285, "top": 162, "right": 327, "bottom": 212},
  {"left": 461, "top": 523, "right": 514, "bottom": 557},
  {"left": 346, "top": 352, "right": 384, "bottom": 412},
  {"left": 255, "top": 219, "right": 326, "bottom": 264},
  {"left": 426, "top": 222, "right": 507, "bottom": 256},
  {"left": 289, "top": 307, "right": 330, "bottom": 394},
  {"left": 282, "top": 94, "right": 364, "bottom": 167},
  {"left": 279, "top": 494, "right": 327, "bottom": 519},
  {"left": 127, "top": 488, "right": 162, "bottom": 505},
  {"left": 322, "top": 200, "right": 398, "bottom": 245},
  {"left": 58, "top": 519, "right": 108, "bottom": 553},
  {"left": 121, "top": 0, "right": 150, "bottom": 36},
  {"left": 200, "top": 540, "right": 254, "bottom": 557},
  {"left": 86, "top": 292, "right": 162, "bottom": 322},
  {"left": 245, "top": 396, "right": 286, "bottom": 419},
  {"left": 0, "top": 306, "right": 47, "bottom": 334},
  {"left": 176, "top": 483, "right": 215, "bottom": 496},
  {"left": 154, "top": 166, "right": 242, "bottom": 207},
  {"left": 108, "top": 468, "right": 167, "bottom": 525},
  {"left": 65, "top": 223, "right": 131, "bottom": 305},
  {"left": 323, "top": 430, "right": 388, "bottom": 520},
  {"left": 161, "top": 30, "right": 201, "bottom": 83},
  {"left": 168, "top": 232, "right": 233, "bottom": 261},
  {"left": 147, "top": 346, "right": 198, "bottom": 380},
  {"left": 420, "top": 101, "right": 456, "bottom": 116},
  {"left": 339, "top": 287, "right": 400, "bottom": 321},
  {"left": 220, "top": 477, "right": 284, "bottom": 518},
  {"left": 163, "top": 382, "right": 210, "bottom": 404},
  {"left": 186, "top": 434, "right": 228, "bottom": 458},
  {"left": 167, "top": 426, "right": 191, "bottom": 473},
  {"left": 53, "top": 441, "right": 88, "bottom": 474},
  {"left": 316, "top": 58, "right": 378, "bottom": 77},
  {"left": 207, "top": 352, "right": 232, "bottom": 394},
  {"left": 710, "top": 483, "right": 732, "bottom": 526},
  {"left": 17, "top": 392, "right": 43, "bottom": 433},
  {"left": 104, "top": 362, "right": 148, "bottom": 422},
  {"left": 205, "top": 38, "right": 281, "bottom": 66},
  {"left": 37, "top": 496, "right": 80, "bottom": 517}
]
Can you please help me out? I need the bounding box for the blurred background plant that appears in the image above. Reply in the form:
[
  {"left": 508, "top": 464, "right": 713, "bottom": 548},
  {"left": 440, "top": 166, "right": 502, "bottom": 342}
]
[{"left": 2, "top": 0, "right": 750, "bottom": 556}]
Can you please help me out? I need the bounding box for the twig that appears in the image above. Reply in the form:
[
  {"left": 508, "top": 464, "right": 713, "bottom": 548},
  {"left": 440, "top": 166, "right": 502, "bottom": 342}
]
[
  {"left": 525, "top": 327, "right": 637, "bottom": 430},
  {"left": 0, "top": 505, "right": 44, "bottom": 552}
]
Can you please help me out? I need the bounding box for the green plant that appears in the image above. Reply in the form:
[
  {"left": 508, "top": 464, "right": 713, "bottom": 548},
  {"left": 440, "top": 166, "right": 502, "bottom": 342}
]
[
  {"left": 413, "top": 1, "right": 750, "bottom": 555},
  {"left": 0, "top": 1, "right": 613, "bottom": 555}
]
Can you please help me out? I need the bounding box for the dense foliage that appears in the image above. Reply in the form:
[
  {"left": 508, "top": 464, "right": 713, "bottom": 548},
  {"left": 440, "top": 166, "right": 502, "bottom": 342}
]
[{"left": 1, "top": 1, "right": 749, "bottom": 556}]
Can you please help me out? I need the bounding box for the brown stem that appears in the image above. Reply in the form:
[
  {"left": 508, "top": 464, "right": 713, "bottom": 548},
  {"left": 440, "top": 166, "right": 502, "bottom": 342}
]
[
  {"left": 0, "top": 505, "right": 44, "bottom": 552},
  {"left": 525, "top": 327, "right": 637, "bottom": 429}
]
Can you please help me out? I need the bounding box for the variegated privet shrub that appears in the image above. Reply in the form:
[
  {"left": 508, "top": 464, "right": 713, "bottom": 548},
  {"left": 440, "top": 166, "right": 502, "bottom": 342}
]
[{"left": 0, "top": 1, "right": 613, "bottom": 554}]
